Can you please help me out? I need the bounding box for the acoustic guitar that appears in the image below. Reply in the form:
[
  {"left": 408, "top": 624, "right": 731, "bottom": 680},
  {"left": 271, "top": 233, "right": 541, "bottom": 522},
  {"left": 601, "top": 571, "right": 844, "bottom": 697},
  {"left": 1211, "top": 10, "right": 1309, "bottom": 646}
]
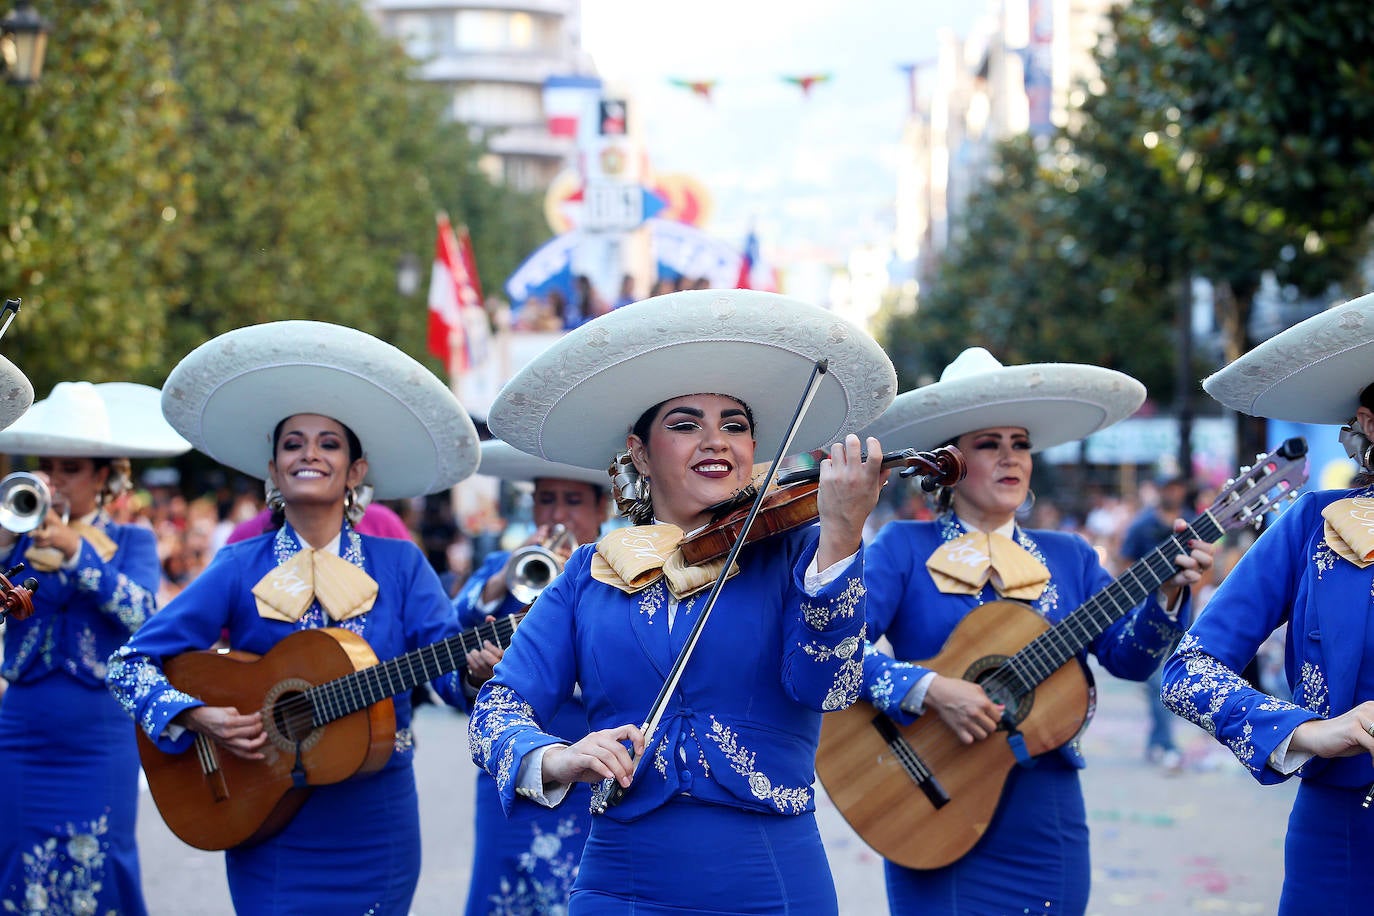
[
  {"left": 138, "top": 611, "right": 525, "bottom": 850},
  {"left": 816, "top": 437, "right": 1308, "bottom": 871}
]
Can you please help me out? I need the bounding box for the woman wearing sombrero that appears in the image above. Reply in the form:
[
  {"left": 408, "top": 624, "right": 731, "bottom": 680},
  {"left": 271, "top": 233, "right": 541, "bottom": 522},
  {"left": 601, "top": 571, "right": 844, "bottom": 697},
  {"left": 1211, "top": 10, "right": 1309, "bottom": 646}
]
[
  {"left": 0, "top": 381, "right": 189, "bottom": 916},
  {"left": 1162, "top": 291, "right": 1374, "bottom": 913},
  {"left": 855, "top": 348, "right": 1213, "bottom": 915},
  {"left": 468, "top": 289, "right": 895, "bottom": 913},
  {"left": 456, "top": 441, "right": 609, "bottom": 916},
  {"left": 106, "top": 321, "right": 481, "bottom": 914}
]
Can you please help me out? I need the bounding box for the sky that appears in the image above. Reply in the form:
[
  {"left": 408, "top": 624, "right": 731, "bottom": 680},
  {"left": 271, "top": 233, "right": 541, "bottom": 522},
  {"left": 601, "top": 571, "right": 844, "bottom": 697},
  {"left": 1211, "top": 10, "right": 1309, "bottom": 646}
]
[{"left": 580, "top": 0, "right": 989, "bottom": 282}]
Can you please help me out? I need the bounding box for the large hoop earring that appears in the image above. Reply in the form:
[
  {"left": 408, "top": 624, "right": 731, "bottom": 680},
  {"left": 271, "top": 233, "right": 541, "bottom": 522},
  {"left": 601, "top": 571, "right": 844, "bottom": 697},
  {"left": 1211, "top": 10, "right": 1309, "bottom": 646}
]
[{"left": 1017, "top": 488, "right": 1036, "bottom": 518}]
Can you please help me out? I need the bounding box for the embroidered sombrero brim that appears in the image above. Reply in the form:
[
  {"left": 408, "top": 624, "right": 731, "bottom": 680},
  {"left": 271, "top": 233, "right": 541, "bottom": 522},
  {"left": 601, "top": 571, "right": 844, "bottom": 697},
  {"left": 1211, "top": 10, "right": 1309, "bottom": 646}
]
[
  {"left": 1203, "top": 291, "right": 1374, "bottom": 423},
  {"left": 0, "top": 355, "right": 32, "bottom": 433},
  {"left": 162, "top": 321, "right": 480, "bottom": 498},
  {"left": 477, "top": 440, "right": 612, "bottom": 488},
  {"left": 0, "top": 381, "right": 189, "bottom": 458},
  {"left": 487, "top": 289, "right": 897, "bottom": 470},
  {"left": 861, "top": 355, "right": 1146, "bottom": 453}
]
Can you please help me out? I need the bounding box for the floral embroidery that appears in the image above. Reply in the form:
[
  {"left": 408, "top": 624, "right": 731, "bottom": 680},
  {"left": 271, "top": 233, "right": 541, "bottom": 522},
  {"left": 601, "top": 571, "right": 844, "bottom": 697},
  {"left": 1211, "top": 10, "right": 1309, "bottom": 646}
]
[
  {"left": 706, "top": 717, "right": 811, "bottom": 814},
  {"left": 637, "top": 581, "right": 663, "bottom": 623},
  {"left": 469, "top": 684, "right": 545, "bottom": 795},
  {"left": 107, "top": 647, "right": 200, "bottom": 739},
  {"left": 1295, "top": 661, "right": 1329, "bottom": 717},
  {"left": 1312, "top": 541, "right": 1337, "bottom": 577},
  {"left": 2, "top": 815, "right": 115, "bottom": 916},
  {"left": 801, "top": 577, "right": 865, "bottom": 630},
  {"left": 484, "top": 815, "right": 582, "bottom": 916},
  {"left": 393, "top": 727, "right": 414, "bottom": 755}
]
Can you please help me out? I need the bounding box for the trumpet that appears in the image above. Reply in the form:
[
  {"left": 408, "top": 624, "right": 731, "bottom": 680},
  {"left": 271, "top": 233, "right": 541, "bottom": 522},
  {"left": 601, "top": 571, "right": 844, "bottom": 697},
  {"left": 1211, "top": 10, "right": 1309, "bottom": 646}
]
[
  {"left": 0, "top": 472, "right": 59, "bottom": 534},
  {"left": 505, "top": 524, "right": 575, "bottom": 606}
]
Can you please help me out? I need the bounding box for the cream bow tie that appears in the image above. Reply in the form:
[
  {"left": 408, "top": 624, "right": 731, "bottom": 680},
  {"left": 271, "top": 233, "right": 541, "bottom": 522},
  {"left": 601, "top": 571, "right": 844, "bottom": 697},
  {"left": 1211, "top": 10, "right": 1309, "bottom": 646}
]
[
  {"left": 25, "top": 522, "right": 119, "bottom": 573},
  {"left": 925, "top": 530, "right": 1050, "bottom": 600},
  {"left": 1321, "top": 497, "right": 1374, "bottom": 568},
  {"left": 591, "top": 524, "right": 737, "bottom": 600},
  {"left": 252, "top": 548, "right": 379, "bottom": 623}
]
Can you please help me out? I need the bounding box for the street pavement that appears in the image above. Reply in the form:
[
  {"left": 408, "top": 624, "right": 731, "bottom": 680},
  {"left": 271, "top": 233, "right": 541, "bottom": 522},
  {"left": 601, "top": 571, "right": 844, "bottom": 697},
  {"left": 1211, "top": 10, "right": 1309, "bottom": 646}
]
[{"left": 138, "top": 663, "right": 1293, "bottom": 914}]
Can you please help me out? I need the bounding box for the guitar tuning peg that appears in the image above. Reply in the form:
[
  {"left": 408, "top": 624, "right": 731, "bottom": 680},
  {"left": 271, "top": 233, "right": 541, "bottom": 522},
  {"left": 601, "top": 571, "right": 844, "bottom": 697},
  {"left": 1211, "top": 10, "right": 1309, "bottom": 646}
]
[
  {"left": 1239, "top": 465, "right": 1253, "bottom": 474},
  {"left": 1224, "top": 478, "right": 1236, "bottom": 487}
]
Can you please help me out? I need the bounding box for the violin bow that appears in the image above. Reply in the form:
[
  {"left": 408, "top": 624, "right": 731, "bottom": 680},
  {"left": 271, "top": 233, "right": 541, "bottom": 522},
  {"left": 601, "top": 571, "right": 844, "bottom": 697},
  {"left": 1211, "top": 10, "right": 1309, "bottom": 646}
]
[{"left": 591, "top": 359, "right": 832, "bottom": 814}]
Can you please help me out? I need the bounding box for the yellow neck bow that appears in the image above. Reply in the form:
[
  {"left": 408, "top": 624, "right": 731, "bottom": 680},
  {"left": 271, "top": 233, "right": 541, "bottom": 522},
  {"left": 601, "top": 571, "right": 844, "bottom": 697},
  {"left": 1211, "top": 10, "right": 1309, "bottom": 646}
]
[
  {"left": 25, "top": 521, "right": 119, "bottom": 573},
  {"left": 253, "top": 547, "right": 379, "bottom": 623},
  {"left": 591, "top": 524, "right": 737, "bottom": 600},
  {"left": 1321, "top": 497, "right": 1374, "bottom": 568},
  {"left": 926, "top": 529, "right": 1050, "bottom": 601}
]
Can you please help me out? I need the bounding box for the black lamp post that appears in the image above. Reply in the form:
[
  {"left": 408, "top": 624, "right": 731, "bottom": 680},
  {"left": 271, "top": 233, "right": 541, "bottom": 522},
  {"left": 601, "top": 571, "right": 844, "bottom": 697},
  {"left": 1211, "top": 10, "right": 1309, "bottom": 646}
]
[{"left": 1, "top": 1, "right": 49, "bottom": 87}]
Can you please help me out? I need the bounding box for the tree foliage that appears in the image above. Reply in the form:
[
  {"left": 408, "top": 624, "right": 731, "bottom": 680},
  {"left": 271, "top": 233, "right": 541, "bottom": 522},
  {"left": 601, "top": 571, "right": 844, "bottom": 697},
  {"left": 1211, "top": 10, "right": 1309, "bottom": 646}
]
[{"left": 0, "top": 0, "right": 548, "bottom": 397}]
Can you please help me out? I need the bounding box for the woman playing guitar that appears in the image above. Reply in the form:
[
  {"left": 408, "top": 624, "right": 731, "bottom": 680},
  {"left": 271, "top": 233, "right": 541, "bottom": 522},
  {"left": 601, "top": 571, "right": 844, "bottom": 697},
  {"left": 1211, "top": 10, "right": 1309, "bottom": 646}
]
[
  {"left": 106, "top": 321, "right": 481, "bottom": 914},
  {"left": 468, "top": 288, "right": 895, "bottom": 914},
  {"left": 851, "top": 348, "right": 1214, "bottom": 915}
]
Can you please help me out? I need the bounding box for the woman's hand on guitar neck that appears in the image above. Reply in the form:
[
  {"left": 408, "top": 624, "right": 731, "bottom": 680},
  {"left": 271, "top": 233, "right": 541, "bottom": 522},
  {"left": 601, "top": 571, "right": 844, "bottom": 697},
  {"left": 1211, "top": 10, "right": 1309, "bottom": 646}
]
[
  {"left": 1159, "top": 518, "right": 1217, "bottom": 609},
  {"left": 176, "top": 705, "right": 267, "bottom": 761},
  {"left": 924, "top": 675, "right": 1004, "bottom": 745}
]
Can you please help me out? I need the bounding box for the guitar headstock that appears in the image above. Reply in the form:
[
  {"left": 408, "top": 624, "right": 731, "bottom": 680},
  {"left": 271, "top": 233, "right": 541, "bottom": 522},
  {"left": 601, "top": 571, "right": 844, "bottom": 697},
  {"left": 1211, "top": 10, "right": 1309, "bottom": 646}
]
[{"left": 1207, "top": 437, "right": 1309, "bottom": 534}]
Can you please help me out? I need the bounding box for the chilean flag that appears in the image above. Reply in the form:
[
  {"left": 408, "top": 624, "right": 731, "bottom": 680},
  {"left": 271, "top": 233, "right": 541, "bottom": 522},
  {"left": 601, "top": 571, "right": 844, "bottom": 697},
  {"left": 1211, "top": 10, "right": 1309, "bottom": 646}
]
[
  {"left": 428, "top": 212, "right": 481, "bottom": 373},
  {"left": 542, "top": 75, "right": 602, "bottom": 138}
]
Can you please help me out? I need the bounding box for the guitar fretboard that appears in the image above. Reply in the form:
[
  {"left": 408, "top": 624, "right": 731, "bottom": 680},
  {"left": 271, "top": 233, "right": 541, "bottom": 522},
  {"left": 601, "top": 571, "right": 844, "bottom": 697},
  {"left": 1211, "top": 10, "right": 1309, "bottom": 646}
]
[
  {"left": 991, "top": 512, "right": 1222, "bottom": 699},
  {"left": 306, "top": 613, "right": 525, "bottom": 726}
]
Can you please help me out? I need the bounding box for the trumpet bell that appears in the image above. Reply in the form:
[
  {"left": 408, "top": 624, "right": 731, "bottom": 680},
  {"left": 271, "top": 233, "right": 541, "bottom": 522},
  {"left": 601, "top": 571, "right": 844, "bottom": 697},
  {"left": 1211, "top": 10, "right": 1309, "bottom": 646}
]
[
  {"left": 0, "top": 471, "right": 51, "bottom": 534},
  {"left": 506, "top": 545, "right": 563, "bottom": 606}
]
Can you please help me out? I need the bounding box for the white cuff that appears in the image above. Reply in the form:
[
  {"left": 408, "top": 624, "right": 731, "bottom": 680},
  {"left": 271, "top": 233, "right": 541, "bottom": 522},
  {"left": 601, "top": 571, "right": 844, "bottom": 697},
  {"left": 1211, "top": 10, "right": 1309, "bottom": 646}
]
[
  {"left": 1267, "top": 728, "right": 1315, "bottom": 776},
  {"left": 514, "top": 744, "right": 573, "bottom": 808},
  {"left": 900, "top": 673, "right": 938, "bottom": 714},
  {"left": 803, "top": 550, "right": 858, "bottom": 595}
]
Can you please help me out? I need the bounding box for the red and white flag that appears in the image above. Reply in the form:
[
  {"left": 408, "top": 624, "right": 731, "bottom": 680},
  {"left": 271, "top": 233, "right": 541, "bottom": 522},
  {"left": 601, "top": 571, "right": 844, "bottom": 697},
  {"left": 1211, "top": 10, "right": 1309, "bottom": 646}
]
[{"left": 428, "top": 212, "right": 482, "bottom": 373}]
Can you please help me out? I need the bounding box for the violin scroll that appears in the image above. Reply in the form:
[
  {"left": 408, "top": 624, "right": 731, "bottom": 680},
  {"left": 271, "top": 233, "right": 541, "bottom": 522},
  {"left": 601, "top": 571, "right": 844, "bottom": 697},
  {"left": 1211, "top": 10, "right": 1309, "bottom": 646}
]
[
  {"left": 0, "top": 563, "right": 37, "bottom": 622},
  {"left": 893, "top": 446, "right": 967, "bottom": 492}
]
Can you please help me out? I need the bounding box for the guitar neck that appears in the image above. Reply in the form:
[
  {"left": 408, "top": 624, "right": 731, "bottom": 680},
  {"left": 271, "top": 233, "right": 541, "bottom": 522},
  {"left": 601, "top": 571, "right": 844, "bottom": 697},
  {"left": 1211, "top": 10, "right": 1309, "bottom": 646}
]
[
  {"left": 999, "top": 512, "right": 1222, "bottom": 696},
  {"left": 306, "top": 611, "right": 526, "bottom": 726}
]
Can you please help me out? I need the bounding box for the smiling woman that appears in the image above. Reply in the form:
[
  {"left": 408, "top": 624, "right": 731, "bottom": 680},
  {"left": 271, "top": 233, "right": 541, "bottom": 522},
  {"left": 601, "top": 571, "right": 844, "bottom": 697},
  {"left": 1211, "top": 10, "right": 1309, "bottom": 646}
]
[
  {"left": 106, "top": 321, "right": 481, "bottom": 915},
  {"left": 468, "top": 288, "right": 897, "bottom": 914}
]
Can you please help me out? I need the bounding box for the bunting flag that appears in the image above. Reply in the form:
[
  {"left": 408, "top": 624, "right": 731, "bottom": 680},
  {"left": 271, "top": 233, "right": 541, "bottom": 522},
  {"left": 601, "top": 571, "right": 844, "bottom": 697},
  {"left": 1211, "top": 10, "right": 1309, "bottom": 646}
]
[
  {"left": 428, "top": 212, "right": 482, "bottom": 373},
  {"left": 669, "top": 78, "right": 717, "bottom": 102},
  {"left": 782, "top": 73, "right": 832, "bottom": 97},
  {"left": 736, "top": 230, "right": 760, "bottom": 290}
]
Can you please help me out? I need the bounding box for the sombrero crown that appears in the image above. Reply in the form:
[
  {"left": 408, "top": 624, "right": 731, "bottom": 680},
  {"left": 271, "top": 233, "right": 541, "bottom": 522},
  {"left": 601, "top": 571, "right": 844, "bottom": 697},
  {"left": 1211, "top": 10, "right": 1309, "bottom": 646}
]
[
  {"left": 161, "top": 320, "right": 480, "bottom": 499},
  {"left": 487, "top": 289, "right": 897, "bottom": 470},
  {"left": 0, "top": 381, "right": 189, "bottom": 458},
  {"left": 1203, "top": 290, "right": 1374, "bottom": 423},
  {"left": 861, "top": 347, "right": 1146, "bottom": 453}
]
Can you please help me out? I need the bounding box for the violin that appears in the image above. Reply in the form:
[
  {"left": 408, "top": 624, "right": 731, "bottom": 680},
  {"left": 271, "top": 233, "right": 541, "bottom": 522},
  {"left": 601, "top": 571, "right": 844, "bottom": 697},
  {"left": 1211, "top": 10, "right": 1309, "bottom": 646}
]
[
  {"left": 0, "top": 563, "right": 38, "bottom": 622},
  {"left": 678, "top": 446, "right": 966, "bottom": 567}
]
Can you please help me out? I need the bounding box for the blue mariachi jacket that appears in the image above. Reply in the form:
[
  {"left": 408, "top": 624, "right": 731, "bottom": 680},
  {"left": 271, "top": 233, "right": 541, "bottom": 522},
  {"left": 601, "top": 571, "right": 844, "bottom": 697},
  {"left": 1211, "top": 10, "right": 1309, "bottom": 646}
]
[
  {"left": 860, "top": 513, "right": 1187, "bottom": 767},
  {"left": 1163, "top": 488, "right": 1374, "bottom": 788},
  {"left": 468, "top": 527, "right": 868, "bottom": 821},
  {"left": 107, "top": 524, "right": 465, "bottom": 767},
  {"left": 2, "top": 511, "right": 159, "bottom": 687}
]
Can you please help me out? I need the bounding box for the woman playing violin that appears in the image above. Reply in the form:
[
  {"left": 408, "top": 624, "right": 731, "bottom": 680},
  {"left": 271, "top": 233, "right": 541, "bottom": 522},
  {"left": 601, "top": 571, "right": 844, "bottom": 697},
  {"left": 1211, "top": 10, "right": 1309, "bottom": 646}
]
[
  {"left": 105, "top": 321, "right": 480, "bottom": 915},
  {"left": 0, "top": 381, "right": 189, "bottom": 916},
  {"left": 855, "top": 348, "right": 1213, "bottom": 916},
  {"left": 468, "top": 289, "right": 896, "bottom": 914}
]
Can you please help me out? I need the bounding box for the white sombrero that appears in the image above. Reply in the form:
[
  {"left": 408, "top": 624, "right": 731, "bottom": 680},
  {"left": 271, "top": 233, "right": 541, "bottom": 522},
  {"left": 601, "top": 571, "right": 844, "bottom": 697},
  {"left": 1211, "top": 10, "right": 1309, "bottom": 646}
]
[
  {"left": 0, "top": 381, "right": 190, "bottom": 458},
  {"left": 477, "top": 440, "right": 611, "bottom": 489},
  {"left": 861, "top": 347, "right": 1146, "bottom": 453},
  {"left": 161, "top": 320, "right": 480, "bottom": 499},
  {"left": 487, "top": 289, "right": 897, "bottom": 470},
  {"left": 1203, "top": 291, "right": 1374, "bottom": 423},
  {"left": 0, "top": 355, "right": 32, "bottom": 432}
]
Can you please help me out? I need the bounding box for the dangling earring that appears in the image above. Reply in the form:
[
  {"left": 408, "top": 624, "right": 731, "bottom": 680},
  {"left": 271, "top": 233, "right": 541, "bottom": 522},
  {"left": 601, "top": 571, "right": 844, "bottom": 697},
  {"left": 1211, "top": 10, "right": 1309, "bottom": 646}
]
[
  {"left": 265, "top": 480, "right": 286, "bottom": 513},
  {"left": 608, "top": 451, "right": 654, "bottom": 526},
  {"left": 344, "top": 486, "right": 365, "bottom": 526}
]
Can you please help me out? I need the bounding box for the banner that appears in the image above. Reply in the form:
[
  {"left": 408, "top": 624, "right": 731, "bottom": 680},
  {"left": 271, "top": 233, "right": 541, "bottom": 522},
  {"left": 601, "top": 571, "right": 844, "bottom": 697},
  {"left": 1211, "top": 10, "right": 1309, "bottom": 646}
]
[{"left": 428, "top": 212, "right": 482, "bottom": 373}]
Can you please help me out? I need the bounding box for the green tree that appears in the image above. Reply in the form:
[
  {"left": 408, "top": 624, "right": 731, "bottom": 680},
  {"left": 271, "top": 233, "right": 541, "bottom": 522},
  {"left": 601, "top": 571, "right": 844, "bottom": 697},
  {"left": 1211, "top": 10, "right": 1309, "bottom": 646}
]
[{"left": 0, "top": 0, "right": 191, "bottom": 395}]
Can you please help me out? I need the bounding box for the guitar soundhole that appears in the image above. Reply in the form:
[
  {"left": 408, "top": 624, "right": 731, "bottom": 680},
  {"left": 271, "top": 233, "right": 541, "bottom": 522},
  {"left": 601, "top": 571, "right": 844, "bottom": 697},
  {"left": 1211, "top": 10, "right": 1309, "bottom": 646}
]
[
  {"left": 263, "top": 678, "right": 323, "bottom": 753},
  {"left": 964, "top": 656, "right": 1033, "bottom": 728}
]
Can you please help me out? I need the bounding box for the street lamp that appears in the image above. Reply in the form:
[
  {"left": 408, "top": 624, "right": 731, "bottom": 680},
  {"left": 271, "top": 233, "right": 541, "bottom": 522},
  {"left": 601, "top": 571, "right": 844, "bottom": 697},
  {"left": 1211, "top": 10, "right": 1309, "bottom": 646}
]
[{"left": 1, "top": 1, "right": 49, "bottom": 87}]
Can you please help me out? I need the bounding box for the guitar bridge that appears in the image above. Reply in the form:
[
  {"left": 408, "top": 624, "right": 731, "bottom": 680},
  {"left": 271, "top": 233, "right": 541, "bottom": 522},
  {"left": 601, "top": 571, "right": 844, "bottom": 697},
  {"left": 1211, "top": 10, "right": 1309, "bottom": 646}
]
[
  {"left": 193, "top": 734, "right": 231, "bottom": 802},
  {"left": 871, "top": 713, "right": 950, "bottom": 809}
]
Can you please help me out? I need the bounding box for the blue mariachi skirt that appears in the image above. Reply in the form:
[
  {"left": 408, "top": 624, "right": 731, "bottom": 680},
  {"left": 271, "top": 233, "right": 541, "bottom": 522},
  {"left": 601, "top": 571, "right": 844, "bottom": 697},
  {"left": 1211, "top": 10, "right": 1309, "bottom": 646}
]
[
  {"left": 464, "top": 769, "right": 590, "bottom": 916},
  {"left": 1278, "top": 780, "right": 1374, "bottom": 915},
  {"left": 571, "top": 796, "right": 838, "bottom": 914},
  {"left": 225, "top": 763, "right": 421, "bottom": 915},
  {"left": 883, "top": 757, "right": 1090, "bottom": 916},
  {"left": 0, "top": 671, "right": 148, "bottom": 915}
]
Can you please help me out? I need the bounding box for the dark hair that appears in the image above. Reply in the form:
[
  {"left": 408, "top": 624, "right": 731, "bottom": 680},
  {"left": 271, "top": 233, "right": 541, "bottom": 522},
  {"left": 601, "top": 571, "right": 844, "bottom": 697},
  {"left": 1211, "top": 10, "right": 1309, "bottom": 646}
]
[
  {"left": 630, "top": 396, "right": 757, "bottom": 448},
  {"left": 268, "top": 416, "right": 364, "bottom": 528}
]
